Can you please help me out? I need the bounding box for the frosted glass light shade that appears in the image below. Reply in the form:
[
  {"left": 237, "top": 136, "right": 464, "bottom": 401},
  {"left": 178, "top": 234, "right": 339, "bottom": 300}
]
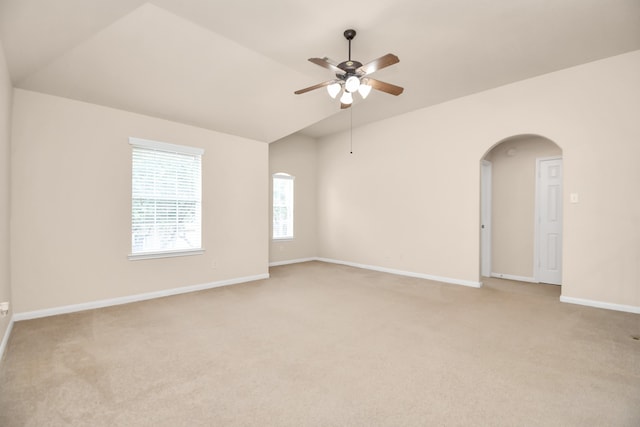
[
  {"left": 358, "top": 83, "right": 372, "bottom": 99},
  {"left": 340, "top": 91, "right": 353, "bottom": 104},
  {"left": 345, "top": 75, "right": 360, "bottom": 93},
  {"left": 327, "top": 83, "right": 341, "bottom": 99}
]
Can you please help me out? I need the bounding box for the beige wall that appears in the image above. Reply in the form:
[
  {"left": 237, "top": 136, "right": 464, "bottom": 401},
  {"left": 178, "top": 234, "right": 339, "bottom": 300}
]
[
  {"left": 318, "top": 50, "right": 640, "bottom": 308},
  {"left": 5, "top": 49, "right": 640, "bottom": 318},
  {"left": 269, "top": 133, "right": 317, "bottom": 263},
  {"left": 10, "top": 89, "right": 268, "bottom": 313},
  {"left": 0, "top": 41, "right": 12, "bottom": 347},
  {"left": 486, "top": 136, "right": 562, "bottom": 278}
]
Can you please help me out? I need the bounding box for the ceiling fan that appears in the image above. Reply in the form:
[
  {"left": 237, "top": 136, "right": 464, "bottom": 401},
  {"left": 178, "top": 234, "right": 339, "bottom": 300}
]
[{"left": 294, "top": 29, "right": 404, "bottom": 109}]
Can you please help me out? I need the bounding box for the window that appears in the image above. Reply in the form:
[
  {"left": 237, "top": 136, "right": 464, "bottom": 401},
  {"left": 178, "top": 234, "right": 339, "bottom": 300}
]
[
  {"left": 273, "top": 173, "right": 294, "bottom": 239},
  {"left": 129, "top": 137, "right": 204, "bottom": 260}
]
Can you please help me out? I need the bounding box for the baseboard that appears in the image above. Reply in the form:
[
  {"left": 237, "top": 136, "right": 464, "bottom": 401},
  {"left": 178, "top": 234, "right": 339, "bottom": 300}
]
[
  {"left": 317, "top": 257, "right": 482, "bottom": 288},
  {"left": 13, "top": 273, "right": 270, "bottom": 322},
  {"left": 559, "top": 296, "right": 640, "bottom": 314},
  {"left": 0, "top": 315, "right": 14, "bottom": 363},
  {"left": 269, "top": 258, "right": 316, "bottom": 267},
  {"left": 491, "top": 273, "right": 538, "bottom": 283}
]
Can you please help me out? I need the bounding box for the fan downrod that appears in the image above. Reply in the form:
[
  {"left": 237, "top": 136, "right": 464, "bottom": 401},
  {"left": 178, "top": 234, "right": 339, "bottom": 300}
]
[{"left": 340, "top": 29, "right": 361, "bottom": 71}]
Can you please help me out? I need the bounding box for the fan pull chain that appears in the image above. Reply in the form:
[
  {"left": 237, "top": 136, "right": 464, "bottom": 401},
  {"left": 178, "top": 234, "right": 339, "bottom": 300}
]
[{"left": 350, "top": 107, "right": 353, "bottom": 154}]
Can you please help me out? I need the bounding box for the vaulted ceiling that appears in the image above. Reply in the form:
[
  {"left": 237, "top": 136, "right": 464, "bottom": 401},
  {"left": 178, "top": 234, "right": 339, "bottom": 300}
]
[{"left": 1, "top": 0, "right": 639, "bottom": 142}]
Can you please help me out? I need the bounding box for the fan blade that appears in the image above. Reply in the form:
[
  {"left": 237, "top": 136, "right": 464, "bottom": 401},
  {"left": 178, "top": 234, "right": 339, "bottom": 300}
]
[
  {"left": 340, "top": 103, "right": 352, "bottom": 109},
  {"left": 356, "top": 53, "right": 399, "bottom": 75},
  {"left": 294, "top": 80, "right": 338, "bottom": 95},
  {"left": 367, "top": 78, "right": 404, "bottom": 96},
  {"left": 308, "top": 57, "right": 345, "bottom": 74}
]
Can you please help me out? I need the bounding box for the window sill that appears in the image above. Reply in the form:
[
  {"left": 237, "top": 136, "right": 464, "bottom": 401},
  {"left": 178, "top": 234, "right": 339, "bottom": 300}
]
[
  {"left": 272, "top": 237, "right": 294, "bottom": 241},
  {"left": 128, "top": 248, "right": 205, "bottom": 261}
]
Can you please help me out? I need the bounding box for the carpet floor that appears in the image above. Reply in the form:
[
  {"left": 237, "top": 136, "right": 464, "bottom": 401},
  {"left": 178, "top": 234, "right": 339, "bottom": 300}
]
[{"left": 1, "top": 261, "right": 639, "bottom": 426}]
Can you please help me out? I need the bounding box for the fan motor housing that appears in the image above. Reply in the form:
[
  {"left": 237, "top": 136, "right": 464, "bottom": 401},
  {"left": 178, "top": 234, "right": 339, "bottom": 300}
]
[{"left": 337, "top": 60, "right": 363, "bottom": 73}]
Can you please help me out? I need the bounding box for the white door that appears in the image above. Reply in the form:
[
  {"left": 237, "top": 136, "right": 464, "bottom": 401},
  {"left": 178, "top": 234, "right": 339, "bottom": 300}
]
[
  {"left": 536, "top": 158, "right": 562, "bottom": 285},
  {"left": 481, "top": 161, "right": 492, "bottom": 277}
]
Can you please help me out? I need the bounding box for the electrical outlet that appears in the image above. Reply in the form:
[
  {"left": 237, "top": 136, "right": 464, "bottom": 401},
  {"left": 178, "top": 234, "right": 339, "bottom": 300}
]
[
  {"left": 0, "top": 301, "right": 9, "bottom": 316},
  {"left": 211, "top": 260, "right": 217, "bottom": 269}
]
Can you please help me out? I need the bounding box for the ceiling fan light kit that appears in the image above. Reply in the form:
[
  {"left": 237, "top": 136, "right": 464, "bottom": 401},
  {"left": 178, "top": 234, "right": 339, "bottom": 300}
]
[
  {"left": 295, "top": 29, "right": 403, "bottom": 109},
  {"left": 345, "top": 75, "right": 361, "bottom": 93},
  {"left": 358, "top": 80, "right": 372, "bottom": 99},
  {"left": 327, "top": 83, "right": 341, "bottom": 98},
  {"left": 340, "top": 91, "right": 353, "bottom": 105}
]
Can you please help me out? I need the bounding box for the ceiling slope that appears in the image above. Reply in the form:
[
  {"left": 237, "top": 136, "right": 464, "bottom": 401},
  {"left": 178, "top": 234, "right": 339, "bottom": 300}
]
[{"left": 1, "top": 0, "right": 639, "bottom": 142}]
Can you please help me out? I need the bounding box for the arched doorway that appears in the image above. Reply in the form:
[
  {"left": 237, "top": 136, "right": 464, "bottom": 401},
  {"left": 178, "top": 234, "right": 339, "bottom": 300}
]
[{"left": 480, "top": 135, "right": 563, "bottom": 285}]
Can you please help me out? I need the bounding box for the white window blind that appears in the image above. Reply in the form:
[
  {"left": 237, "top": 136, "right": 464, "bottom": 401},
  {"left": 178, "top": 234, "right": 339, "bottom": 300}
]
[
  {"left": 129, "top": 138, "right": 204, "bottom": 259},
  {"left": 273, "top": 173, "right": 294, "bottom": 239}
]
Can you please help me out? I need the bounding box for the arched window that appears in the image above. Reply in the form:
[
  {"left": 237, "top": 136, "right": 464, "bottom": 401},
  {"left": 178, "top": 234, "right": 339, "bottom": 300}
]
[{"left": 272, "top": 173, "right": 294, "bottom": 239}]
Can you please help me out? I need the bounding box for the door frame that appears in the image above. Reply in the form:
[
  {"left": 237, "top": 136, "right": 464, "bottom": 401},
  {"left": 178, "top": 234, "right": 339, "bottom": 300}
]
[
  {"left": 480, "top": 160, "right": 492, "bottom": 277},
  {"left": 534, "top": 156, "right": 563, "bottom": 285}
]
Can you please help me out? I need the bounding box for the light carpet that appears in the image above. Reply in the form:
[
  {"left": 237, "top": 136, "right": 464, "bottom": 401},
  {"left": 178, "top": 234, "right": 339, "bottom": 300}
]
[{"left": 1, "top": 261, "right": 639, "bottom": 426}]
